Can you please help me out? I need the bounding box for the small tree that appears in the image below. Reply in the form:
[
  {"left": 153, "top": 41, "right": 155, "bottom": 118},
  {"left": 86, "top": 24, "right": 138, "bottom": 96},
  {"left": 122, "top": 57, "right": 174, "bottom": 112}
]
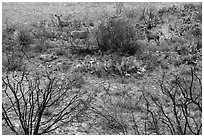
[
  {"left": 2, "top": 66, "right": 88, "bottom": 135},
  {"left": 141, "top": 67, "right": 202, "bottom": 135}
]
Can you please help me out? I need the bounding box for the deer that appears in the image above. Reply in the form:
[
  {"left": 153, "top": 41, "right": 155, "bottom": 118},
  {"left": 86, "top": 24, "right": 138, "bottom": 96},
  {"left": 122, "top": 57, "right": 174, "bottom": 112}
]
[
  {"left": 55, "top": 14, "right": 71, "bottom": 29},
  {"left": 70, "top": 23, "right": 91, "bottom": 42},
  {"left": 140, "top": 5, "right": 161, "bottom": 45},
  {"left": 145, "top": 27, "right": 161, "bottom": 43}
]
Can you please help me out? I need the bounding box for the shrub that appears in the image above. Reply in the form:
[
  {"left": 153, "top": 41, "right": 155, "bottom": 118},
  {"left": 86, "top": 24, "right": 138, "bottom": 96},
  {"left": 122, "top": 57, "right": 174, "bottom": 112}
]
[
  {"left": 13, "top": 28, "right": 34, "bottom": 50},
  {"left": 95, "top": 16, "right": 142, "bottom": 56},
  {"left": 2, "top": 67, "right": 89, "bottom": 135},
  {"left": 2, "top": 26, "right": 35, "bottom": 72},
  {"left": 141, "top": 67, "right": 202, "bottom": 135},
  {"left": 3, "top": 26, "right": 34, "bottom": 54}
]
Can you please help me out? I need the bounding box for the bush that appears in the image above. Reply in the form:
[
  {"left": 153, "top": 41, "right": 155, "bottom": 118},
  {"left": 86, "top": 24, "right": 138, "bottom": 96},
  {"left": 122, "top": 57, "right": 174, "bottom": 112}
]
[
  {"left": 13, "top": 28, "right": 33, "bottom": 46},
  {"left": 2, "top": 67, "right": 89, "bottom": 135},
  {"left": 95, "top": 16, "right": 143, "bottom": 56},
  {"left": 3, "top": 26, "right": 34, "bottom": 54},
  {"left": 2, "top": 26, "right": 35, "bottom": 72},
  {"left": 141, "top": 67, "right": 202, "bottom": 135}
]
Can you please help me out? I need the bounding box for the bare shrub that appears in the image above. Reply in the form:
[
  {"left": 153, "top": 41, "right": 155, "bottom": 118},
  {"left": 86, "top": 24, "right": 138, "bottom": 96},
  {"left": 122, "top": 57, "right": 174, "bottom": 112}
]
[
  {"left": 141, "top": 67, "right": 202, "bottom": 135},
  {"left": 2, "top": 66, "right": 89, "bottom": 135}
]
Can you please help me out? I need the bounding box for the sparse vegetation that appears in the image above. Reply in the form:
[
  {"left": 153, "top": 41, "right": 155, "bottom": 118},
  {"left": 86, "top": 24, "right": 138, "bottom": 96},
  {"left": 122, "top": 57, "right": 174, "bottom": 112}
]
[{"left": 2, "top": 2, "right": 202, "bottom": 135}]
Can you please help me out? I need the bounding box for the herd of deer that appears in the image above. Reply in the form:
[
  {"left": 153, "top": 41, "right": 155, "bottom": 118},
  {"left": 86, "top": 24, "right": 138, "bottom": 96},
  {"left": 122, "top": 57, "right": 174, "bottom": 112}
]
[{"left": 55, "top": 14, "right": 162, "bottom": 44}]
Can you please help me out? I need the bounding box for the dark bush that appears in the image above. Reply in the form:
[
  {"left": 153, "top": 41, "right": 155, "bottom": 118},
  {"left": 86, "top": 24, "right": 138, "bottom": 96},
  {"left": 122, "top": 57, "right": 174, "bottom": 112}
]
[
  {"left": 2, "top": 26, "right": 34, "bottom": 72},
  {"left": 3, "top": 26, "right": 33, "bottom": 53},
  {"left": 95, "top": 16, "right": 142, "bottom": 56}
]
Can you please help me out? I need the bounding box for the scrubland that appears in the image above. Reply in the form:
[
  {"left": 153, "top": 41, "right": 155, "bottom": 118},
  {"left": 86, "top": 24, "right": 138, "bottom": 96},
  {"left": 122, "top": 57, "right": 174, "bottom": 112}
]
[{"left": 2, "top": 2, "right": 202, "bottom": 135}]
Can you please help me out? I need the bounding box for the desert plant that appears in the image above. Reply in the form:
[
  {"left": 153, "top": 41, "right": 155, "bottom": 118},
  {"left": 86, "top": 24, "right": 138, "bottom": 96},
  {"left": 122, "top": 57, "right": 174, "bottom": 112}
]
[
  {"left": 2, "top": 26, "right": 34, "bottom": 72},
  {"left": 86, "top": 79, "right": 149, "bottom": 135},
  {"left": 2, "top": 66, "right": 89, "bottom": 135},
  {"left": 13, "top": 28, "right": 33, "bottom": 49},
  {"left": 86, "top": 65, "right": 201, "bottom": 135},
  {"left": 141, "top": 67, "right": 202, "bottom": 135},
  {"left": 95, "top": 16, "right": 142, "bottom": 56}
]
